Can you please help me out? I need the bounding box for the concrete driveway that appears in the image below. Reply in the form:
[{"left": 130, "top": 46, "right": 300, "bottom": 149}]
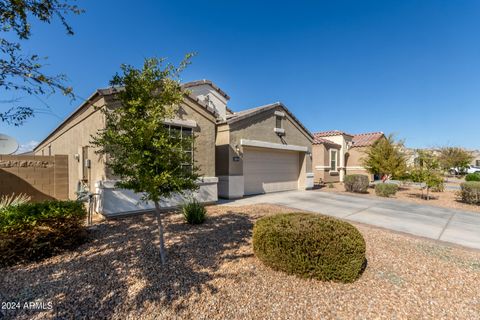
[{"left": 220, "top": 190, "right": 480, "bottom": 250}]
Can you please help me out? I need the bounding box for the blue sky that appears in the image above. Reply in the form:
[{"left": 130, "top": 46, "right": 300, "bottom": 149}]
[{"left": 2, "top": 0, "right": 480, "bottom": 152}]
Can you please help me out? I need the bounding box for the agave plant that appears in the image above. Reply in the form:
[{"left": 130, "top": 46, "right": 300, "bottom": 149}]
[{"left": 0, "top": 193, "right": 31, "bottom": 210}]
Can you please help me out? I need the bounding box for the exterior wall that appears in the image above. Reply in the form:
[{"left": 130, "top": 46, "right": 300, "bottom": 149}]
[
  {"left": 346, "top": 147, "right": 374, "bottom": 181},
  {"left": 312, "top": 144, "right": 341, "bottom": 184},
  {"left": 178, "top": 98, "right": 217, "bottom": 177},
  {"left": 471, "top": 151, "right": 480, "bottom": 167},
  {"left": 95, "top": 177, "right": 218, "bottom": 217},
  {"left": 34, "top": 94, "right": 217, "bottom": 203},
  {"left": 34, "top": 96, "right": 107, "bottom": 200},
  {"left": 0, "top": 155, "right": 68, "bottom": 201},
  {"left": 188, "top": 84, "right": 228, "bottom": 120},
  {"left": 320, "top": 134, "right": 353, "bottom": 181},
  {"left": 217, "top": 105, "right": 313, "bottom": 198}
]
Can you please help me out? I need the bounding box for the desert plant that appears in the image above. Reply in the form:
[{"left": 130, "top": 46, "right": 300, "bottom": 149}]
[
  {"left": 405, "top": 150, "right": 444, "bottom": 200},
  {"left": 362, "top": 134, "right": 407, "bottom": 180},
  {"left": 182, "top": 199, "right": 207, "bottom": 224},
  {"left": 91, "top": 55, "right": 199, "bottom": 264},
  {"left": 328, "top": 183, "right": 334, "bottom": 188},
  {"left": 0, "top": 200, "right": 87, "bottom": 266},
  {"left": 253, "top": 213, "right": 366, "bottom": 283},
  {"left": 0, "top": 193, "right": 31, "bottom": 209},
  {"left": 459, "top": 182, "right": 480, "bottom": 205},
  {"left": 375, "top": 183, "right": 398, "bottom": 197},
  {"left": 465, "top": 173, "right": 480, "bottom": 182},
  {"left": 344, "top": 174, "right": 370, "bottom": 193}
]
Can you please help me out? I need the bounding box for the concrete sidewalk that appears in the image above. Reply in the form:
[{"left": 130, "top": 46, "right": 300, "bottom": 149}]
[{"left": 220, "top": 190, "right": 480, "bottom": 250}]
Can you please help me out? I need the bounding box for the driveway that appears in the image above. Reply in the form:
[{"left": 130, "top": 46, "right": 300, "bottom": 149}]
[{"left": 220, "top": 190, "right": 480, "bottom": 250}]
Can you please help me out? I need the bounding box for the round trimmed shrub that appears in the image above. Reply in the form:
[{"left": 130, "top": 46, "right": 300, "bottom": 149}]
[
  {"left": 344, "top": 174, "right": 370, "bottom": 193},
  {"left": 253, "top": 213, "right": 366, "bottom": 283},
  {"left": 465, "top": 173, "right": 480, "bottom": 182},
  {"left": 375, "top": 183, "right": 399, "bottom": 197},
  {"left": 460, "top": 181, "right": 480, "bottom": 205}
]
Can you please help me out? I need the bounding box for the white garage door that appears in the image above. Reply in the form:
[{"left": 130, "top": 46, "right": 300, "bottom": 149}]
[{"left": 244, "top": 148, "right": 300, "bottom": 195}]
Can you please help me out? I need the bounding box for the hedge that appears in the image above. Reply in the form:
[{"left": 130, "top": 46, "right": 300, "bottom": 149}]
[
  {"left": 253, "top": 213, "right": 366, "bottom": 283},
  {"left": 459, "top": 182, "right": 480, "bottom": 205},
  {"left": 0, "top": 200, "right": 87, "bottom": 266},
  {"left": 375, "top": 183, "right": 398, "bottom": 197},
  {"left": 344, "top": 174, "right": 370, "bottom": 193},
  {"left": 465, "top": 173, "right": 480, "bottom": 182}
]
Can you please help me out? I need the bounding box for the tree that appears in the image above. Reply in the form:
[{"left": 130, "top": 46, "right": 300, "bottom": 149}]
[
  {"left": 91, "top": 56, "right": 199, "bottom": 264},
  {"left": 0, "top": 0, "right": 83, "bottom": 126},
  {"left": 437, "top": 147, "right": 473, "bottom": 175},
  {"left": 407, "top": 150, "right": 444, "bottom": 200},
  {"left": 361, "top": 134, "right": 407, "bottom": 181}
]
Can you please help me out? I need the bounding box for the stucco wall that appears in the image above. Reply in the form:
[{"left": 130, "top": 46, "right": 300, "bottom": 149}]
[
  {"left": 35, "top": 96, "right": 107, "bottom": 199},
  {"left": 0, "top": 155, "right": 68, "bottom": 201},
  {"left": 346, "top": 147, "right": 373, "bottom": 181},
  {"left": 178, "top": 98, "right": 217, "bottom": 177},
  {"left": 35, "top": 94, "right": 217, "bottom": 200},
  {"left": 226, "top": 105, "right": 313, "bottom": 176},
  {"left": 312, "top": 144, "right": 341, "bottom": 184}
]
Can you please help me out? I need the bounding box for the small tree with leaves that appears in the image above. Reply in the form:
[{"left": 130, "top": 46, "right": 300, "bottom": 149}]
[
  {"left": 437, "top": 147, "right": 473, "bottom": 175},
  {"left": 92, "top": 55, "right": 199, "bottom": 264},
  {"left": 407, "top": 150, "right": 444, "bottom": 200},
  {"left": 1, "top": 0, "right": 83, "bottom": 125},
  {"left": 361, "top": 134, "right": 407, "bottom": 181}
]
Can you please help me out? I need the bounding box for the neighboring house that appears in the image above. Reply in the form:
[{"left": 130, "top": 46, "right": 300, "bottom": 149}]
[
  {"left": 34, "top": 80, "right": 313, "bottom": 215},
  {"left": 312, "top": 130, "right": 384, "bottom": 183},
  {"left": 216, "top": 102, "right": 314, "bottom": 199},
  {"left": 471, "top": 150, "right": 480, "bottom": 167}
]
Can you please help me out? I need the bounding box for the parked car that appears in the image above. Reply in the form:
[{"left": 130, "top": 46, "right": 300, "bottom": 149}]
[{"left": 449, "top": 165, "right": 480, "bottom": 175}]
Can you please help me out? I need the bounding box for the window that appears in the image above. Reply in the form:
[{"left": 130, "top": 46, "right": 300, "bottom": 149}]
[
  {"left": 166, "top": 124, "right": 194, "bottom": 172},
  {"left": 275, "top": 115, "right": 282, "bottom": 129},
  {"left": 330, "top": 149, "right": 337, "bottom": 171},
  {"left": 477, "top": 160, "right": 480, "bottom": 167},
  {"left": 48, "top": 145, "right": 51, "bottom": 156}
]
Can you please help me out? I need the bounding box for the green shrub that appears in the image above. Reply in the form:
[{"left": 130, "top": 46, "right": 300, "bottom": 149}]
[
  {"left": 253, "top": 213, "right": 366, "bottom": 283},
  {"left": 465, "top": 173, "right": 480, "bottom": 182},
  {"left": 375, "top": 183, "right": 399, "bottom": 197},
  {"left": 344, "top": 174, "right": 370, "bottom": 193},
  {"left": 328, "top": 183, "right": 334, "bottom": 188},
  {"left": 459, "top": 182, "right": 480, "bottom": 205},
  {"left": 0, "top": 200, "right": 87, "bottom": 266},
  {"left": 182, "top": 199, "right": 207, "bottom": 224}
]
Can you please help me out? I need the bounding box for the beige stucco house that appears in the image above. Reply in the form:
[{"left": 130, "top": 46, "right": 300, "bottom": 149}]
[
  {"left": 216, "top": 102, "right": 314, "bottom": 199},
  {"left": 312, "top": 130, "right": 384, "bottom": 183},
  {"left": 34, "top": 80, "right": 313, "bottom": 215}
]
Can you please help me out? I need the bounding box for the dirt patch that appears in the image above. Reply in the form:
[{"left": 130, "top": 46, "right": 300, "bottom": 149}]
[{"left": 1, "top": 204, "right": 479, "bottom": 319}]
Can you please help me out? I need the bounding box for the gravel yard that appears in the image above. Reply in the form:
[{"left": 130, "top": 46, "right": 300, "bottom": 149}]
[
  {"left": 1, "top": 204, "right": 480, "bottom": 319},
  {"left": 321, "top": 182, "right": 480, "bottom": 213}
]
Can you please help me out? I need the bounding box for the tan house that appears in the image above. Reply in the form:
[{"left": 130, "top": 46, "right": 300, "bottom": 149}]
[
  {"left": 312, "top": 130, "right": 384, "bottom": 183},
  {"left": 216, "top": 102, "right": 314, "bottom": 199},
  {"left": 34, "top": 80, "right": 313, "bottom": 215}
]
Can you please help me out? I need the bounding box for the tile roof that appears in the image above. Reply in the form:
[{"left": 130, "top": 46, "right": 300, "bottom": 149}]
[
  {"left": 352, "top": 132, "right": 384, "bottom": 147},
  {"left": 312, "top": 136, "right": 341, "bottom": 147},
  {"left": 313, "top": 130, "right": 354, "bottom": 137}
]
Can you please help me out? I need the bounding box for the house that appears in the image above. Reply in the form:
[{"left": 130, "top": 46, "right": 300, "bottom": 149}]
[
  {"left": 312, "top": 130, "right": 384, "bottom": 183},
  {"left": 34, "top": 80, "right": 313, "bottom": 215},
  {"left": 216, "top": 102, "right": 314, "bottom": 199},
  {"left": 471, "top": 150, "right": 480, "bottom": 167}
]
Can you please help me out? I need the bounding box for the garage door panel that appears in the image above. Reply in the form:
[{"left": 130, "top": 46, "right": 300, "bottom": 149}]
[{"left": 244, "top": 148, "right": 300, "bottom": 195}]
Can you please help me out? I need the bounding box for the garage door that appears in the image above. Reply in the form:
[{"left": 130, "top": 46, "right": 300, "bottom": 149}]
[{"left": 244, "top": 148, "right": 300, "bottom": 195}]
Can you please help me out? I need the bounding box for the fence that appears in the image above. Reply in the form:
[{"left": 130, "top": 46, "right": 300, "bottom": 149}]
[{"left": 0, "top": 155, "right": 68, "bottom": 201}]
